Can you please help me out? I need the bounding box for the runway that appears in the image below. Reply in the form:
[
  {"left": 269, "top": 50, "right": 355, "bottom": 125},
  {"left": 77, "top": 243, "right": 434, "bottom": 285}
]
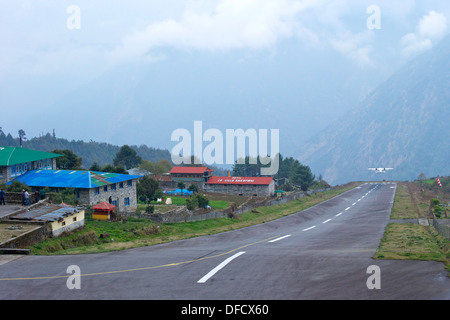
[{"left": 0, "top": 183, "right": 449, "bottom": 300}]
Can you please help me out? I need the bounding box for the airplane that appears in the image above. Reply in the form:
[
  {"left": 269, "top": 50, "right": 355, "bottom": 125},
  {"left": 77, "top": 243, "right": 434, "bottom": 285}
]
[{"left": 368, "top": 167, "right": 394, "bottom": 173}]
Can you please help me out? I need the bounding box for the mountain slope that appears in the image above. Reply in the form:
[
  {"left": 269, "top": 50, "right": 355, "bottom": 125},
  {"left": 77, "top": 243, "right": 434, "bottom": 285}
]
[{"left": 297, "top": 34, "right": 450, "bottom": 185}]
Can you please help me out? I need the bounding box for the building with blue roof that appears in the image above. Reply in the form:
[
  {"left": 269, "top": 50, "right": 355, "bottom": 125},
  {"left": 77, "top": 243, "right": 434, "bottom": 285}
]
[{"left": 7, "top": 169, "right": 142, "bottom": 212}]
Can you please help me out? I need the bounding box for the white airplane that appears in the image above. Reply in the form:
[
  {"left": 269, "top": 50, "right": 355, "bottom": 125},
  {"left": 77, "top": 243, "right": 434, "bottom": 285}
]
[{"left": 368, "top": 167, "right": 394, "bottom": 174}]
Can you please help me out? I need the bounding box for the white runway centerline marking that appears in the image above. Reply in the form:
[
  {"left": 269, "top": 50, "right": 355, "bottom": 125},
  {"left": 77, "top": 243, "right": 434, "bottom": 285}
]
[
  {"left": 322, "top": 219, "right": 332, "bottom": 224},
  {"left": 197, "top": 252, "right": 246, "bottom": 283},
  {"left": 302, "top": 226, "right": 316, "bottom": 231},
  {"left": 345, "top": 207, "right": 351, "bottom": 211},
  {"left": 335, "top": 212, "right": 343, "bottom": 217},
  {"left": 268, "top": 235, "right": 291, "bottom": 243}
]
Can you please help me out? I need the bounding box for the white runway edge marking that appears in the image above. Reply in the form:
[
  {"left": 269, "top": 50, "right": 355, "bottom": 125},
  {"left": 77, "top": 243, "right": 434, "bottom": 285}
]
[
  {"left": 268, "top": 235, "right": 291, "bottom": 243},
  {"left": 197, "top": 252, "right": 245, "bottom": 283},
  {"left": 302, "top": 226, "right": 316, "bottom": 231}
]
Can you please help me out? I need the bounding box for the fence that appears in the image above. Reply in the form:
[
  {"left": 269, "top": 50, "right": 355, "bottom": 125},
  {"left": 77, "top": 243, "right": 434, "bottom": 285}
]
[{"left": 431, "top": 219, "right": 450, "bottom": 240}]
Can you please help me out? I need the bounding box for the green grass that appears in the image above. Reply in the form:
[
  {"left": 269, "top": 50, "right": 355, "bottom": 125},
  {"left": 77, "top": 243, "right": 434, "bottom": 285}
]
[
  {"left": 375, "top": 180, "right": 450, "bottom": 273},
  {"left": 147, "top": 196, "right": 229, "bottom": 209},
  {"left": 374, "top": 223, "right": 449, "bottom": 265},
  {"left": 390, "top": 183, "right": 418, "bottom": 219},
  {"left": 30, "top": 183, "right": 357, "bottom": 255}
]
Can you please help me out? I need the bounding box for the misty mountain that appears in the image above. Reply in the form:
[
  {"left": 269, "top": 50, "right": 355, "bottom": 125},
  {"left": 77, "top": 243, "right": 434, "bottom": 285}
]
[
  {"left": 297, "top": 34, "right": 450, "bottom": 185},
  {"left": 19, "top": 45, "right": 386, "bottom": 156}
]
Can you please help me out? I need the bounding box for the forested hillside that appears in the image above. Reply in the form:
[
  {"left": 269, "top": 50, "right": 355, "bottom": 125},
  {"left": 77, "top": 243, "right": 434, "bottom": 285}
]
[{"left": 0, "top": 130, "right": 171, "bottom": 170}]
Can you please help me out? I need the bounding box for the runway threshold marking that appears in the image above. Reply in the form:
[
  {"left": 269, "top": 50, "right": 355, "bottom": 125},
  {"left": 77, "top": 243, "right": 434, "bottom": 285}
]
[
  {"left": 197, "top": 251, "right": 246, "bottom": 283},
  {"left": 0, "top": 235, "right": 280, "bottom": 281}
]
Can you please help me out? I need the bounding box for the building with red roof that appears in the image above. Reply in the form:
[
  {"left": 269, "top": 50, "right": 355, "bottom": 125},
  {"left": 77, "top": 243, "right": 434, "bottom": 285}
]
[
  {"left": 205, "top": 176, "right": 275, "bottom": 197},
  {"left": 169, "top": 166, "right": 213, "bottom": 189}
]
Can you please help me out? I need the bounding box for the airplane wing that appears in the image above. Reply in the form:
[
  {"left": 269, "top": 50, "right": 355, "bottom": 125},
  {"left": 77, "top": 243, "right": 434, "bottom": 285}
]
[{"left": 368, "top": 168, "right": 377, "bottom": 171}]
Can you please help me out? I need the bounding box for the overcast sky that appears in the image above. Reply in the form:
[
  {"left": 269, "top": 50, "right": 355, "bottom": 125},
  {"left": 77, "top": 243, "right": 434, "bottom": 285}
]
[{"left": 1, "top": 0, "right": 449, "bottom": 154}]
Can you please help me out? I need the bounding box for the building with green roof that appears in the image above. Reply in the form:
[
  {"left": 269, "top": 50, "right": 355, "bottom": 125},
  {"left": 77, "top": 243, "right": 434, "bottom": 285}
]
[{"left": 0, "top": 147, "right": 62, "bottom": 184}]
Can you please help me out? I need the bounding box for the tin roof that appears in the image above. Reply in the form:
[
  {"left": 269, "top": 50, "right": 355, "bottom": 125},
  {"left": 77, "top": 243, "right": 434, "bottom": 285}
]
[
  {"left": 0, "top": 147, "right": 61, "bottom": 166},
  {"left": 10, "top": 204, "right": 81, "bottom": 222},
  {"left": 7, "top": 169, "right": 142, "bottom": 189},
  {"left": 207, "top": 176, "right": 274, "bottom": 185}
]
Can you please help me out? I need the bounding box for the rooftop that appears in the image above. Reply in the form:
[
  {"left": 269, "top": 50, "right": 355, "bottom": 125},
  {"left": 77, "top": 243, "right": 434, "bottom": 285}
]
[
  {"left": 9, "top": 204, "right": 82, "bottom": 222},
  {"left": 7, "top": 170, "right": 142, "bottom": 189},
  {"left": 169, "top": 166, "right": 213, "bottom": 174},
  {"left": 0, "top": 147, "right": 62, "bottom": 166}
]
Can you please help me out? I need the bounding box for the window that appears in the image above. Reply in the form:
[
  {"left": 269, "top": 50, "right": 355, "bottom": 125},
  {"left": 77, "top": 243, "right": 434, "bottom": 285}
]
[
  {"left": 119, "top": 182, "right": 124, "bottom": 189},
  {"left": 111, "top": 183, "right": 116, "bottom": 190},
  {"left": 94, "top": 187, "right": 100, "bottom": 195},
  {"left": 124, "top": 197, "right": 130, "bottom": 207},
  {"left": 73, "top": 217, "right": 77, "bottom": 222},
  {"left": 127, "top": 180, "right": 132, "bottom": 187},
  {"left": 103, "top": 185, "right": 108, "bottom": 192}
]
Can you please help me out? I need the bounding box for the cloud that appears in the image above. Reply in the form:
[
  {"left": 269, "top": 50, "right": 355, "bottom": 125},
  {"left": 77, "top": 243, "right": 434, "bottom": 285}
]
[
  {"left": 330, "top": 31, "right": 375, "bottom": 67},
  {"left": 401, "top": 10, "right": 448, "bottom": 57},
  {"left": 109, "top": 0, "right": 318, "bottom": 63}
]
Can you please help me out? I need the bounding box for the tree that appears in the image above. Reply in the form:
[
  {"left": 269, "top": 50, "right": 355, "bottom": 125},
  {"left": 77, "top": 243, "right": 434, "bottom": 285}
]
[
  {"left": 89, "top": 162, "right": 102, "bottom": 171},
  {"left": 138, "top": 159, "right": 172, "bottom": 175},
  {"left": 137, "top": 176, "right": 161, "bottom": 200},
  {"left": 291, "top": 164, "right": 315, "bottom": 191},
  {"left": 417, "top": 173, "right": 426, "bottom": 181},
  {"left": 187, "top": 184, "right": 198, "bottom": 193},
  {"left": 177, "top": 182, "right": 186, "bottom": 193},
  {"left": 18, "top": 129, "right": 27, "bottom": 147},
  {"left": 100, "top": 164, "right": 128, "bottom": 174},
  {"left": 52, "top": 149, "right": 82, "bottom": 170},
  {"left": 196, "top": 194, "right": 209, "bottom": 208},
  {"left": 186, "top": 196, "right": 198, "bottom": 210},
  {"left": 113, "top": 145, "right": 142, "bottom": 170}
]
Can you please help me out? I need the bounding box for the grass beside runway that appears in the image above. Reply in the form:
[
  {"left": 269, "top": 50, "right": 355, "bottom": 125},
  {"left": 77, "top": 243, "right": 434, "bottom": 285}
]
[
  {"left": 30, "top": 182, "right": 359, "bottom": 255},
  {"left": 374, "top": 181, "right": 450, "bottom": 273},
  {"left": 374, "top": 223, "right": 448, "bottom": 262}
]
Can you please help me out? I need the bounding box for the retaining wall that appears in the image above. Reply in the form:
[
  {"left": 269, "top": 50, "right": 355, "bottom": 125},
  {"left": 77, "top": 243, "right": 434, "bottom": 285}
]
[
  {"left": 137, "top": 189, "right": 330, "bottom": 223},
  {"left": 0, "top": 221, "right": 48, "bottom": 249},
  {"left": 432, "top": 219, "right": 450, "bottom": 240}
]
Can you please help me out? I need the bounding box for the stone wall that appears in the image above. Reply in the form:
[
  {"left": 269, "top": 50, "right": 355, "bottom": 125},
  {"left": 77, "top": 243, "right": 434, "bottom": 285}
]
[
  {"left": 0, "top": 221, "right": 48, "bottom": 249},
  {"left": 143, "top": 189, "right": 328, "bottom": 223},
  {"left": 84, "top": 179, "right": 139, "bottom": 212},
  {"left": 2, "top": 192, "right": 55, "bottom": 205},
  {"left": 432, "top": 219, "right": 450, "bottom": 240}
]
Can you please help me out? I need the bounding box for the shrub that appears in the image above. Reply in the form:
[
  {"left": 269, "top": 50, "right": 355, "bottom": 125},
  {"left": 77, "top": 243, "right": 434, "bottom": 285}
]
[
  {"left": 186, "top": 196, "right": 198, "bottom": 210},
  {"left": 196, "top": 194, "right": 209, "bottom": 208}
]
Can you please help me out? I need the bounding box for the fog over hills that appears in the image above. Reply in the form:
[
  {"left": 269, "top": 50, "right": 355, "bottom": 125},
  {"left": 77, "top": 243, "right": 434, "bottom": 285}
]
[{"left": 297, "top": 34, "right": 450, "bottom": 185}]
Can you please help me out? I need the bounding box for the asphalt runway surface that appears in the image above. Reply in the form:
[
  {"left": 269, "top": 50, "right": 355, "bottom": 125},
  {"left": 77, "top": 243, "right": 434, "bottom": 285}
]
[{"left": 0, "top": 183, "right": 449, "bottom": 300}]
